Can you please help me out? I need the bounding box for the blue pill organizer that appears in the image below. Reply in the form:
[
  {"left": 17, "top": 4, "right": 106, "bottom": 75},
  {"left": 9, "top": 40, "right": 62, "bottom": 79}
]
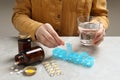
[{"left": 52, "top": 43, "right": 95, "bottom": 68}]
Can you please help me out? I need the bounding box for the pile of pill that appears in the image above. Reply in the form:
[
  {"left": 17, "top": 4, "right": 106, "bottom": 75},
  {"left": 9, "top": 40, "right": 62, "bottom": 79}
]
[
  {"left": 42, "top": 61, "right": 63, "bottom": 77},
  {"left": 10, "top": 62, "right": 23, "bottom": 75},
  {"left": 10, "top": 63, "right": 37, "bottom": 76}
]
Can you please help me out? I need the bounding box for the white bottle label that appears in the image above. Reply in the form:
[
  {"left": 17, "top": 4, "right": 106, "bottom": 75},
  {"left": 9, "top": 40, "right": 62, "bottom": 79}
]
[{"left": 26, "top": 48, "right": 42, "bottom": 54}]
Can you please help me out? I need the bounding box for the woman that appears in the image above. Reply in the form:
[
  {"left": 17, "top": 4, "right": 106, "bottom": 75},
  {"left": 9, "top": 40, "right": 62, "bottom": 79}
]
[{"left": 12, "top": 0, "right": 109, "bottom": 47}]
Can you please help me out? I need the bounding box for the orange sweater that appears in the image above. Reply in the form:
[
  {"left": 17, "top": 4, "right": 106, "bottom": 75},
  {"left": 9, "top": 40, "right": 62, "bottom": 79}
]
[{"left": 12, "top": 0, "right": 109, "bottom": 40}]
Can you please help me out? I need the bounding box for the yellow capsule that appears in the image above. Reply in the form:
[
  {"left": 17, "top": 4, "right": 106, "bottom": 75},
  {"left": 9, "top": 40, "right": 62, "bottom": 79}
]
[
  {"left": 25, "top": 69, "right": 35, "bottom": 73},
  {"left": 24, "top": 66, "right": 37, "bottom": 76}
]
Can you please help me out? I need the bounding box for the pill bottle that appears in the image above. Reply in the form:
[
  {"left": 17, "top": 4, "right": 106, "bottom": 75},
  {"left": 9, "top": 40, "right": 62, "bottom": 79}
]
[
  {"left": 15, "top": 46, "right": 45, "bottom": 65},
  {"left": 18, "top": 34, "right": 32, "bottom": 53}
]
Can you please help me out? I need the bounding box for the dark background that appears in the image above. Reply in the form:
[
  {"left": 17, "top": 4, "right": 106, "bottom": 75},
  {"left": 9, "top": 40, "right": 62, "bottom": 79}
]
[{"left": 0, "top": 0, "right": 120, "bottom": 36}]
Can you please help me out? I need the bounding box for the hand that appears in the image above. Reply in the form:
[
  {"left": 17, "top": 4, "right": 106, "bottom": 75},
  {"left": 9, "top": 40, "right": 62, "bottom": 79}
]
[
  {"left": 93, "top": 23, "right": 105, "bottom": 46},
  {"left": 35, "top": 23, "right": 64, "bottom": 48}
]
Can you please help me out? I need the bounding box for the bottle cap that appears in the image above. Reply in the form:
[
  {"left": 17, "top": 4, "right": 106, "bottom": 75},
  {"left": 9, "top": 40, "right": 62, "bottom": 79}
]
[{"left": 19, "top": 34, "right": 31, "bottom": 39}]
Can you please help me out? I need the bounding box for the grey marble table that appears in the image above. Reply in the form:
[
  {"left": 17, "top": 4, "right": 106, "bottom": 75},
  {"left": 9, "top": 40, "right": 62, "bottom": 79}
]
[{"left": 0, "top": 36, "right": 120, "bottom": 80}]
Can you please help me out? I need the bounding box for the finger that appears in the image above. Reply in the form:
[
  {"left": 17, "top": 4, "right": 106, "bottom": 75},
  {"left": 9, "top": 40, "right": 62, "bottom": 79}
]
[
  {"left": 94, "top": 26, "right": 105, "bottom": 42},
  {"left": 51, "top": 32, "right": 65, "bottom": 45},
  {"left": 38, "top": 34, "right": 57, "bottom": 48},
  {"left": 43, "top": 23, "right": 60, "bottom": 46},
  {"left": 42, "top": 29, "right": 59, "bottom": 46},
  {"left": 94, "top": 35, "right": 104, "bottom": 44},
  {"left": 94, "top": 29, "right": 103, "bottom": 40},
  {"left": 93, "top": 36, "right": 104, "bottom": 46},
  {"left": 36, "top": 26, "right": 57, "bottom": 47},
  {"left": 93, "top": 33, "right": 104, "bottom": 44},
  {"left": 77, "top": 29, "right": 80, "bottom": 34},
  {"left": 45, "top": 23, "right": 65, "bottom": 45}
]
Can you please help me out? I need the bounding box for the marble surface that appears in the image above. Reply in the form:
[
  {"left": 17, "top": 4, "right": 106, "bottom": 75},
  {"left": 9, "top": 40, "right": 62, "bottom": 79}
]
[{"left": 0, "top": 36, "right": 120, "bottom": 80}]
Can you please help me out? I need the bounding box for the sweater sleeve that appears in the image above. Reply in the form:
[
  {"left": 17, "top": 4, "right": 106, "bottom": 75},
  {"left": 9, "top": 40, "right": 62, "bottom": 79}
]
[
  {"left": 90, "top": 0, "right": 109, "bottom": 30},
  {"left": 12, "top": 0, "right": 43, "bottom": 40}
]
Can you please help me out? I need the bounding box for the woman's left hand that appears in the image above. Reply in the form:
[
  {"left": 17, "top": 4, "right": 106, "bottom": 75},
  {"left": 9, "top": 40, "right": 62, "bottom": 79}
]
[{"left": 93, "top": 23, "right": 106, "bottom": 46}]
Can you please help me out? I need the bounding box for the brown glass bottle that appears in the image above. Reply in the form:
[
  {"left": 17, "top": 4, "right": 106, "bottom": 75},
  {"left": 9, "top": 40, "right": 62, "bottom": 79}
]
[
  {"left": 15, "top": 46, "right": 45, "bottom": 65},
  {"left": 18, "top": 34, "right": 32, "bottom": 53}
]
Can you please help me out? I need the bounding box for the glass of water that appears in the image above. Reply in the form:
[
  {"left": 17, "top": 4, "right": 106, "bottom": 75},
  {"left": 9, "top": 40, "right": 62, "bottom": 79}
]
[{"left": 77, "top": 16, "right": 100, "bottom": 46}]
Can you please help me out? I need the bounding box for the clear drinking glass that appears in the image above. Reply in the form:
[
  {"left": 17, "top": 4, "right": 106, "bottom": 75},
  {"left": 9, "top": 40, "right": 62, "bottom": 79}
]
[{"left": 77, "top": 16, "right": 100, "bottom": 46}]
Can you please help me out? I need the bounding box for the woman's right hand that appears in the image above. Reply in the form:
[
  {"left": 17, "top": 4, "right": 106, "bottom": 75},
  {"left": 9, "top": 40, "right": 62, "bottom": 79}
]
[{"left": 35, "top": 23, "right": 64, "bottom": 48}]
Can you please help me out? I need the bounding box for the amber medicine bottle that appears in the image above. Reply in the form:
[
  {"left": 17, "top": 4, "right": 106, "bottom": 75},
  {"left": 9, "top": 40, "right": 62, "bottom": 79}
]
[
  {"left": 15, "top": 46, "right": 45, "bottom": 65},
  {"left": 18, "top": 34, "right": 32, "bottom": 53}
]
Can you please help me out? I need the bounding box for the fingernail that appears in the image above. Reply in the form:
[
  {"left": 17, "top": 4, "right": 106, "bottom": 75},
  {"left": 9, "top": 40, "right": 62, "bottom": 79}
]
[{"left": 62, "top": 41, "right": 65, "bottom": 45}]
